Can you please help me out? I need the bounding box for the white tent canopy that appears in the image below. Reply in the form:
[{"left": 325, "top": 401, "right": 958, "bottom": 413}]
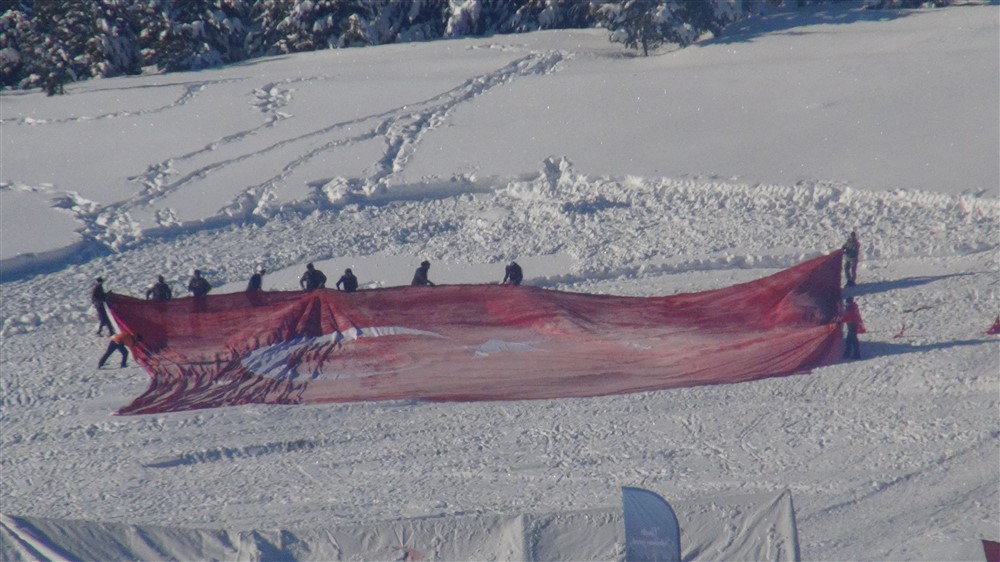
[{"left": 1, "top": 490, "right": 798, "bottom": 561}]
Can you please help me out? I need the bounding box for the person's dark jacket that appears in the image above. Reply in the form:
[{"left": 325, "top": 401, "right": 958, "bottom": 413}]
[
  {"left": 91, "top": 283, "right": 108, "bottom": 305},
  {"left": 301, "top": 268, "right": 327, "bottom": 291},
  {"left": 146, "top": 279, "right": 172, "bottom": 301},
  {"left": 337, "top": 273, "right": 358, "bottom": 292},
  {"left": 503, "top": 262, "right": 523, "bottom": 286},
  {"left": 411, "top": 264, "right": 434, "bottom": 286},
  {"left": 188, "top": 275, "right": 211, "bottom": 297},
  {"left": 247, "top": 273, "right": 263, "bottom": 292}
]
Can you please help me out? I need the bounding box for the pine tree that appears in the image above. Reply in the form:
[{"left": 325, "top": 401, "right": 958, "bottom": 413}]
[
  {"left": 32, "top": 0, "right": 97, "bottom": 94},
  {"left": 0, "top": 9, "right": 33, "bottom": 89},
  {"left": 259, "top": 0, "right": 378, "bottom": 54},
  {"left": 370, "top": 0, "right": 449, "bottom": 44},
  {"left": 597, "top": 0, "right": 663, "bottom": 56},
  {"left": 87, "top": 0, "right": 142, "bottom": 79},
  {"left": 154, "top": 0, "right": 251, "bottom": 72},
  {"left": 511, "top": 0, "right": 599, "bottom": 33},
  {"left": 444, "top": 0, "right": 521, "bottom": 38},
  {"left": 0, "top": 0, "right": 759, "bottom": 90},
  {"left": 246, "top": 0, "right": 294, "bottom": 56}
]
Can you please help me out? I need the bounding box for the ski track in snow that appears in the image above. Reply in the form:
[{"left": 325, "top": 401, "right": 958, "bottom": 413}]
[
  {"left": 0, "top": 80, "right": 218, "bottom": 126},
  {"left": 2, "top": 50, "right": 568, "bottom": 266}
]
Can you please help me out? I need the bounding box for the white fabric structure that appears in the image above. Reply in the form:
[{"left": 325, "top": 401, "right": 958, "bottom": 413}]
[{"left": 1, "top": 490, "right": 798, "bottom": 561}]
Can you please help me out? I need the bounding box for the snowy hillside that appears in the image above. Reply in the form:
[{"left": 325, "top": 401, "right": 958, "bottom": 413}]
[{"left": 1, "top": 3, "right": 998, "bottom": 561}]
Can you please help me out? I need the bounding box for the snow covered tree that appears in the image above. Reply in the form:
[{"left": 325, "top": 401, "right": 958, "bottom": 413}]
[
  {"left": 509, "top": 0, "right": 600, "bottom": 33},
  {"left": 153, "top": 0, "right": 252, "bottom": 72},
  {"left": 596, "top": 0, "right": 663, "bottom": 56},
  {"left": 255, "top": 0, "right": 378, "bottom": 54},
  {"left": 597, "top": 0, "right": 754, "bottom": 56},
  {"left": 367, "top": 0, "right": 449, "bottom": 44},
  {"left": 86, "top": 1, "right": 142, "bottom": 79},
  {"left": 444, "top": 0, "right": 519, "bottom": 37},
  {"left": 0, "top": 0, "right": 757, "bottom": 90},
  {"left": 0, "top": 0, "right": 143, "bottom": 92},
  {"left": 31, "top": 0, "right": 98, "bottom": 94},
  {"left": 246, "top": 0, "right": 294, "bottom": 55},
  {"left": 0, "top": 9, "right": 34, "bottom": 89},
  {"left": 128, "top": 0, "right": 172, "bottom": 67}
]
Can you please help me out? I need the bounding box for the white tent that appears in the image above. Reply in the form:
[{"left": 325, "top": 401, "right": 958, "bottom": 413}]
[{"left": 1, "top": 490, "right": 798, "bottom": 561}]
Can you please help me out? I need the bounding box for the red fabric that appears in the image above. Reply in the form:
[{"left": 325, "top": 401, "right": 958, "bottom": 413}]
[
  {"left": 984, "top": 540, "right": 1000, "bottom": 562},
  {"left": 988, "top": 316, "right": 1000, "bottom": 335},
  {"left": 107, "top": 252, "right": 844, "bottom": 415},
  {"left": 840, "top": 307, "right": 863, "bottom": 326},
  {"left": 839, "top": 302, "right": 865, "bottom": 334},
  {"left": 111, "top": 332, "right": 139, "bottom": 346}
]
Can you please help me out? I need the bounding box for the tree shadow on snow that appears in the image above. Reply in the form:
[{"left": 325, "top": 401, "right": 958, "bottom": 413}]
[
  {"left": 860, "top": 337, "right": 994, "bottom": 359},
  {"left": 846, "top": 272, "right": 978, "bottom": 298},
  {"left": 708, "top": 2, "right": 918, "bottom": 47}
]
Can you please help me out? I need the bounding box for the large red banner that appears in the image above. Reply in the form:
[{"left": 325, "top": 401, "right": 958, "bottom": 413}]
[{"left": 108, "top": 252, "right": 843, "bottom": 415}]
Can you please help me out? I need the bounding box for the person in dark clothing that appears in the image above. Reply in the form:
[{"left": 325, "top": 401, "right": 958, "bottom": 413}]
[
  {"left": 840, "top": 297, "right": 864, "bottom": 360},
  {"left": 336, "top": 268, "right": 359, "bottom": 292},
  {"left": 247, "top": 266, "right": 266, "bottom": 292},
  {"left": 98, "top": 332, "right": 142, "bottom": 369},
  {"left": 502, "top": 261, "right": 523, "bottom": 286},
  {"left": 187, "top": 269, "right": 212, "bottom": 297},
  {"left": 300, "top": 262, "right": 327, "bottom": 291},
  {"left": 146, "top": 275, "right": 172, "bottom": 301},
  {"left": 91, "top": 277, "right": 115, "bottom": 336},
  {"left": 842, "top": 231, "right": 861, "bottom": 287},
  {"left": 411, "top": 260, "right": 435, "bottom": 286}
]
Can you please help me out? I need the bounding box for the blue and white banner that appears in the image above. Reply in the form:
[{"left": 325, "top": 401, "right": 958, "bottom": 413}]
[{"left": 622, "top": 486, "right": 682, "bottom": 562}]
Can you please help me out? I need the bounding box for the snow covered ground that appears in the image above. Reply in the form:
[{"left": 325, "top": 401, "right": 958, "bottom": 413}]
[{"left": 0, "top": 3, "right": 997, "bottom": 560}]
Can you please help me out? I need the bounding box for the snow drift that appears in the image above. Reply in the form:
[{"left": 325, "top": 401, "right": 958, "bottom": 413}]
[{"left": 107, "top": 252, "right": 843, "bottom": 415}]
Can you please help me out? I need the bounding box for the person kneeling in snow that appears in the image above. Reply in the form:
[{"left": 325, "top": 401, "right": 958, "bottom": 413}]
[
  {"left": 839, "top": 297, "right": 865, "bottom": 360},
  {"left": 98, "top": 332, "right": 143, "bottom": 369}
]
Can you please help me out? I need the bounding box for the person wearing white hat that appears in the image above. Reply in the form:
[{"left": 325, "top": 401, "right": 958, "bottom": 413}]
[{"left": 247, "top": 265, "right": 266, "bottom": 292}]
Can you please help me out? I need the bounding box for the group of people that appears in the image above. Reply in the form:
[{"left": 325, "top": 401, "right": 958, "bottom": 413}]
[
  {"left": 142, "top": 269, "right": 211, "bottom": 301},
  {"left": 295, "top": 259, "right": 522, "bottom": 292},
  {"left": 93, "top": 230, "right": 865, "bottom": 369},
  {"left": 100, "top": 259, "right": 521, "bottom": 307},
  {"left": 90, "top": 259, "right": 524, "bottom": 369}
]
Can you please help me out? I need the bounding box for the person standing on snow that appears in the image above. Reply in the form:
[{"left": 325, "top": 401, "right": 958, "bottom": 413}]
[
  {"left": 146, "top": 275, "right": 172, "bottom": 301},
  {"left": 842, "top": 231, "right": 861, "bottom": 287},
  {"left": 336, "top": 268, "right": 359, "bottom": 292},
  {"left": 411, "top": 260, "right": 435, "bottom": 286},
  {"left": 300, "top": 262, "right": 327, "bottom": 291},
  {"left": 91, "top": 277, "right": 115, "bottom": 336},
  {"left": 247, "top": 266, "right": 266, "bottom": 292},
  {"left": 839, "top": 297, "right": 864, "bottom": 360},
  {"left": 187, "top": 269, "right": 212, "bottom": 297},
  {"left": 97, "top": 331, "right": 143, "bottom": 369},
  {"left": 502, "top": 261, "right": 523, "bottom": 286}
]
